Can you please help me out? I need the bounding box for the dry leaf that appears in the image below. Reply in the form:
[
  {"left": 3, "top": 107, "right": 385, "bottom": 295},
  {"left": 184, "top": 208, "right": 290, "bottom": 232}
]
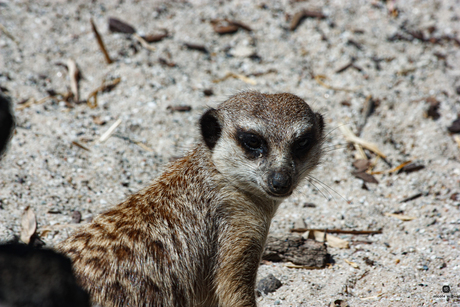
[
  {"left": 399, "top": 163, "right": 425, "bottom": 174},
  {"left": 20, "top": 206, "right": 37, "bottom": 244},
  {"left": 448, "top": 116, "right": 460, "bottom": 133},
  {"left": 352, "top": 171, "right": 379, "bottom": 184},
  {"left": 353, "top": 159, "right": 370, "bottom": 172},
  {"left": 344, "top": 259, "right": 360, "bottom": 269},
  {"left": 384, "top": 212, "right": 416, "bottom": 221},
  {"left": 184, "top": 43, "right": 208, "bottom": 53},
  {"left": 92, "top": 116, "right": 106, "bottom": 125},
  {"left": 425, "top": 97, "right": 440, "bottom": 120},
  {"left": 313, "top": 231, "right": 349, "bottom": 249},
  {"left": 108, "top": 17, "right": 136, "bottom": 34},
  {"left": 166, "top": 105, "right": 192, "bottom": 112},
  {"left": 213, "top": 24, "right": 239, "bottom": 34},
  {"left": 143, "top": 30, "right": 169, "bottom": 42}
]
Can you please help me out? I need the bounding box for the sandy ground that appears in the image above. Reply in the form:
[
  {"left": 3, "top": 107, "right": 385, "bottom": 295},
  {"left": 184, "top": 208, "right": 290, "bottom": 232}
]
[{"left": 1, "top": 0, "right": 460, "bottom": 306}]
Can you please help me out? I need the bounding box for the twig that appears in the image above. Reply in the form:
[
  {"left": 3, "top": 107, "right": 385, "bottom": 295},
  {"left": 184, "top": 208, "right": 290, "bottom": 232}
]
[
  {"left": 399, "top": 193, "right": 423, "bottom": 203},
  {"left": 290, "top": 9, "right": 326, "bottom": 31},
  {"left": 90, "top": 18, "right": 113, "bottom": 64},
  {"left": 384, "top": 212, "right": 416, "bottom": 220},
  {"left": 339, "top": 125, "right": 386, "bottom": 158},
  {"left": 291, "top": 228, "right": 383, "bottom": 235},
  {"left": 67, "top": 59, "right": 80, "bottom": 101},
  {"left": 0, "top": 23, "right": 18, "bottom": 45},
  {"left": 87, "top": 77, "right": 121, "bottom": 109},
  {"left": 15, "top": 98, "right": 36, "bottom": 111},
  {"left": 371, "top": 160, "right": 412, "bottom": 175},
  {"left": 133, "top": 33, "right": 156, "bottom": 51},
  {"left": 285, "top": 263, "right": 323, "bottom": 270},
  {"left": 99, "top": 118, "right": 122, "bottom": 142},
  {"left": 71, "top": 141, "right": 91, "bottom": 151},
  {"left": 114, "top": 134, "right": 154, "bottom": 152}
]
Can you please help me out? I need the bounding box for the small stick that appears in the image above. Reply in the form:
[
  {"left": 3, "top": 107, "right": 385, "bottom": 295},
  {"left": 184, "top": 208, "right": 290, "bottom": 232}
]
[
  {"left": 99, "top": 118, "right": 122, "bottom": 142},
  {"left": 15, "top": 98, "right": 36, "bottom": 111},
  {"left": 87, "top": 77, "right": 121, "bottom": 109},
  {"left": 290, "top": 10, "right": 326, "bottom": 31},
  {"left": 67, "top": 59, "right": 79, "bottom": 101},
  {"left": 290, "top": 228, "right": 383, "bottom": 235},
  {"left": 90, "top": 18, "right": 113, "bottom": 64},
  {"left": 0, "top": 23, "right": 18, "bottom": 44},
  {"left": 371, "top": 160, "right": 412, "bottom": 175},
  {"left": 184, "top": 43, "right": 208, "bottom": 53},
  {"left": 114, "top": 134, "right": 154, "bottom": 152},
  {"left": 71, "top": 141, "right": 91, "bottom": 151},
  {"left": 227, "top": 20, "right": 252, "bottom": 32},
  {"left": 335, "top": 62, "right": 354, "bottom": 73},
  {"left": 339, "top": 125, "right": 386, "bottom": 158},
  {"left": 399, "top": 193, "right": 423, "bottom": 203},
  {"left": 133, "top": 33, "right": 156, "bottom": 51},
  {"left": 384, "top": 212, "right": 416, "bottom": 220}
]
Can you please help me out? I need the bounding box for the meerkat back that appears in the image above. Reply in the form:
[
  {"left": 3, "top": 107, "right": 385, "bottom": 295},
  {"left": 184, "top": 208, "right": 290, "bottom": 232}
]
[{"left": 58, "top": 91, "right": 324, "bottom": 307}]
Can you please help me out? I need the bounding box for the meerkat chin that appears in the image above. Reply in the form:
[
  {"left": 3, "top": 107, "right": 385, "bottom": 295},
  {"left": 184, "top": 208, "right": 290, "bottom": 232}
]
[{"left": 58, "top": 91, "right": 324, "bottom": 307}]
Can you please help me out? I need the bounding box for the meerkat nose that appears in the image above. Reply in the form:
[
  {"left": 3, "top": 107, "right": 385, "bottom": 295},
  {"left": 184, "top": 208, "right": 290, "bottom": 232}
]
[{"left": 268, "top": 170, "right": 292, "bottom": 195}]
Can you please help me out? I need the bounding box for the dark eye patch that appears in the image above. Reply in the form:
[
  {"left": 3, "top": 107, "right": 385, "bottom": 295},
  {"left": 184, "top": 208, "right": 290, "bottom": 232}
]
[
  {"left": 292, "top": 131, "right": 315, "bottom": 158},
  {"left": 236, "top": 131, "right": 267, "bottom": 158}
]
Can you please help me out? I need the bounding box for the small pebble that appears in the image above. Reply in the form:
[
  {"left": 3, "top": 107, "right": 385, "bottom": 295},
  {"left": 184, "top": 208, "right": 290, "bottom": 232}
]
[
  {"left": 71, "top": 210, "right": 82, "bottom": 224},
  {"left": 257, "top": 274, "right": 282, "bottom": 295}
]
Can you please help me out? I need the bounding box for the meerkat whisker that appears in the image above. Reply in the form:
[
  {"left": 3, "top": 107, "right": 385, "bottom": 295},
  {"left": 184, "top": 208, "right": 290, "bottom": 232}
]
[{"left": 307, "top": 175, "right": 347, "bottom": 202}]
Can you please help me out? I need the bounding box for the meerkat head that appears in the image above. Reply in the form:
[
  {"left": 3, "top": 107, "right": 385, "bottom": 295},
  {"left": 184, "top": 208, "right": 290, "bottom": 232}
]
[{"left": 200, "top": 91, "right": 324, "bottom": 202}]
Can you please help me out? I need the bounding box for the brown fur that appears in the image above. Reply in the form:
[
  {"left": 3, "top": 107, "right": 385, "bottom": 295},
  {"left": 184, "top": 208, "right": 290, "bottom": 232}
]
[{"left": 58, "top": 91, "right": 324, "bottom": 307}]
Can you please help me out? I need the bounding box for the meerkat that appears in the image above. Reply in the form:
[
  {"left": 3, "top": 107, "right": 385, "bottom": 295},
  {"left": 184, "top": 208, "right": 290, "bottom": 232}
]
[
  {"left": 58, "top": 91, "right": 324, "bottom": 307},
  {"left": 0, "top": 93, "right": 14, "bottom": 158},
  {"left": 0, "top": 243, "right": 90, "bottom": 307}
]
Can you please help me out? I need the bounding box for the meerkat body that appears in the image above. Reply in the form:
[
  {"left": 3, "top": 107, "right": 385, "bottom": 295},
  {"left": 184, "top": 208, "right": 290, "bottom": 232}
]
[{"left": 58, "top": 91, "right": 324, "bottom": 307}]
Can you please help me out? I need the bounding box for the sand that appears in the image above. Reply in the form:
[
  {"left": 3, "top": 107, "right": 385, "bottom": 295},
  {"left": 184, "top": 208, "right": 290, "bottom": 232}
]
[{"left": 1, "top": 0, "right": 460, "bottom": 306}]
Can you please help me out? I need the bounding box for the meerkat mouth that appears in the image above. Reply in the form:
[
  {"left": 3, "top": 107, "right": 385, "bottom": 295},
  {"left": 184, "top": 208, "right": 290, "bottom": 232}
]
[{"left": 265, "top": 189, "right": 293, "bottom": 198}]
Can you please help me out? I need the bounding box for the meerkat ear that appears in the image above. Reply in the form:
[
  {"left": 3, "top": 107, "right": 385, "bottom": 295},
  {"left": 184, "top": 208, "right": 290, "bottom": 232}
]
[{"left": 200, "top": 108, "right": 222, "bottom": 150}]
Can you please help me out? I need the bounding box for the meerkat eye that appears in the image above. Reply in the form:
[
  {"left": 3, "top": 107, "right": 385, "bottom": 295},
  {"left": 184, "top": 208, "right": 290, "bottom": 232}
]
[
  {"left": 237, "top": 131, "right": 266, "bottom": 157},
  {"left": 243, "top": 134, "right": 262, "bottom": 150},
  {"left": 292, "top": 133, "right": 314, "bottom": 157},
  {"left": 298, "top": 138, "right": 309, "bottom": 148},
  {"left": 241, "top": 134, "right": 262, "bottom": 150}
]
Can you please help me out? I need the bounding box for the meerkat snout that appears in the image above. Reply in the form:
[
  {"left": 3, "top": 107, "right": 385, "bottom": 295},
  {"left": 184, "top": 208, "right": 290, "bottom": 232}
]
[{"left": 267, "top": 170, "right": 292, "bottom": 196}]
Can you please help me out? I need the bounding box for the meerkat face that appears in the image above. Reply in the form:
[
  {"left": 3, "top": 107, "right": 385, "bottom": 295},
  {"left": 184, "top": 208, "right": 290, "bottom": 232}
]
[{"left": 200, "top": 91, "right": 324, "bottom": 201}]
